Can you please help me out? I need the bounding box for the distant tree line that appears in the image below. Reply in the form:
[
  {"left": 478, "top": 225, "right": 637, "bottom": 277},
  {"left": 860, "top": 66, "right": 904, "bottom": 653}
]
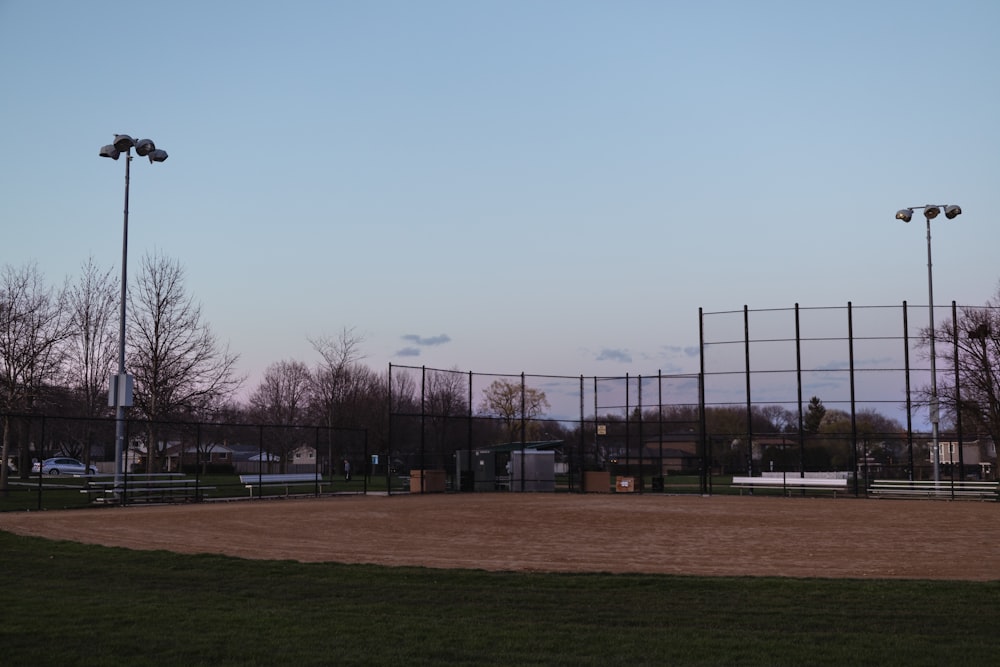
[
  {"left": 3, "top": 257, "right": 999, "bottom": 487},
  {"left": 0, "top": 256, "right": 570, "bottom": 484}
]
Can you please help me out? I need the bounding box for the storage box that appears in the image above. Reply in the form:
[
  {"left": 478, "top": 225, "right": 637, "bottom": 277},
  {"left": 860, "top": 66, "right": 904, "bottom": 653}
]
[
  {"left": 410, "top": 469, "right": 446, "bottom": 493},
  {"left": 582, "top": 470, "right": 611, "bottom": 493}
]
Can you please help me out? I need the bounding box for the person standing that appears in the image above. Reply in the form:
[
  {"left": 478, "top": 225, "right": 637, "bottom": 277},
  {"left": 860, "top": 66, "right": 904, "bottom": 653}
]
[{"left": 344, "top": 459, "right": 351, "bottom": 482}]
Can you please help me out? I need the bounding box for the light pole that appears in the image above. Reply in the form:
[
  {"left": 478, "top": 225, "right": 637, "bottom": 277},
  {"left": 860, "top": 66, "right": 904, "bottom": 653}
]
[
  {"left": 100, "top": 134, "right": 167, "bottom": 492},
  {"left": 895, "top": 204, "right": 962, "bottom": 481}
]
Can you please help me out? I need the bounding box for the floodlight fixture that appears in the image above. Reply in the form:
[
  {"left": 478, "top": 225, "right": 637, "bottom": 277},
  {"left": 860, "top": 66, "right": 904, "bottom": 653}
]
[
  {"left": 100, "top": 132, "right": 167, "bottom": 496},
  {"left": 892, "top": 201, "right": 965, "bottom": 482},
  {"left": 134, "top": 138, "right": 156, "bottom": 156},
  {"left": 146, "top": 148, "right": 168, "bottom": 163},
  {"left": 112, "top": 134, "right": 136, "bottom": 152}
]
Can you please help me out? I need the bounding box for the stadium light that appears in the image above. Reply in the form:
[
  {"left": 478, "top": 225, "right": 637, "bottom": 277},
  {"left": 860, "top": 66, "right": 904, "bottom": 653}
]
[
  {"left": 895, "top": 204, "right": 962, "bottom": 481},
  {"left": 100, "top": 134, "right": 168, "bottom": 494}
]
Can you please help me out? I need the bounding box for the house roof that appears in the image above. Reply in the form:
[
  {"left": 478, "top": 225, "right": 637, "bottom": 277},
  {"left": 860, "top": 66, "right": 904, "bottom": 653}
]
[
  {"left": 162, "top": 442, "right": 237, "bottom": 456},
  {"left": 477, "top": 440, "right": 563, "bottom": 453}
]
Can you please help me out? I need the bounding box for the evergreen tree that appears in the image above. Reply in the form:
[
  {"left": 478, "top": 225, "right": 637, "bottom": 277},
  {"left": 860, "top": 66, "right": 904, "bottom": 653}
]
[{"left": 803, "top": 396, "right": 826, "bottom": 435}]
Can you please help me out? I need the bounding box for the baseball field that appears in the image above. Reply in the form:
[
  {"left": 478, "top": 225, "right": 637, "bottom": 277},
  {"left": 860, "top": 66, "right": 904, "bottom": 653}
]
[{"left": 2, "top": 494, "right": 998, "bottom": 665}]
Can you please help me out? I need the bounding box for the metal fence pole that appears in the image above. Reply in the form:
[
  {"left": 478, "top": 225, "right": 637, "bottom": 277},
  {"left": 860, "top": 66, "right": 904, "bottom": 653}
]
[
  {"left": 795, "top": 303, "right": 804, "bottom": 478},
  {"left": 903, "top": 301, "right": 915, "bottom": 480},
  {"left": 848, "top": 302, "right": 859, "bottom": 495},
  {"left": 743, "top": 305, "right": 753, "bottom": 476},
  {"left": 953, "top": 301, "right": 965, "bottom": 476}
]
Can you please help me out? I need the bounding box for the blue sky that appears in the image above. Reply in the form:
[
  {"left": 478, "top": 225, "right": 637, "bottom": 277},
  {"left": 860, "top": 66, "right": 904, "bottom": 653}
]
[{"left": 2, "top": 1, "right": 999, "bottom": 415}]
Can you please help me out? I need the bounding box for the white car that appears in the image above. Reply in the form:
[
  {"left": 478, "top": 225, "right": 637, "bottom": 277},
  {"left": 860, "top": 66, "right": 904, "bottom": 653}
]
[{"left": 31, "top": 457, "right": 98, "bottom": 476}]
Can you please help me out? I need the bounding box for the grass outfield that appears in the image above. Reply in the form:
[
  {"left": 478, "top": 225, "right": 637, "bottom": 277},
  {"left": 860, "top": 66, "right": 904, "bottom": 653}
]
[{"left": 2, "top": 531, "right": 998, "bottom": 666}]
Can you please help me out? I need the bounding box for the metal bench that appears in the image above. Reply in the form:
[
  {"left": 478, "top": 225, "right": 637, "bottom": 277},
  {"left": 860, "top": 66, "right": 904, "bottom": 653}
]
[
  {"left": 81, "top": 474, "right": 214, "bottom": 504},
  {"left": 868, "top": 479, "right": 998, "bottom": 501},
  {"left": 731, "top": 476, "right": 848, "bottom": 497},
  {"left": 239, "top": 473, "right": 323, "bottom": 498}
]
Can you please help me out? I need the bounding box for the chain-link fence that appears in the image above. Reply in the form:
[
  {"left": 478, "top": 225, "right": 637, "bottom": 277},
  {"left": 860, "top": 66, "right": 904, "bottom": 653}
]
[
  {"left": 0, "top": 413, "right": 368, "bottom": 510},
  {"left": 700, "top": 301, "right": 998, "bottom": 493},
  {"left": 4, "top": 301, "right": 996, "bottom": 510},
  {"left": 388, "top": 365, "right": 704, "bottom": 494}
]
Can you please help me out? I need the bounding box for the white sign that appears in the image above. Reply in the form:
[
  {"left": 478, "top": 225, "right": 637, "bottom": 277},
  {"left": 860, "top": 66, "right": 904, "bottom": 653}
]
[{"left": 107, "top": 373, "right": 134, "bottom": 407}]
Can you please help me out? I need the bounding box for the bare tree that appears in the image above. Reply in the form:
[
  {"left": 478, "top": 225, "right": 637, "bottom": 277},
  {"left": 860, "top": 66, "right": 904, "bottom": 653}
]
[
  {"left": 921, "top": 288, "right": 1000, "bottom": 452},
  {"left": 63, "top": 257, "right": 119, "bottom": 466},
  {"left": 309, "top": 326, "right": 368, "bottom": 448},
  {"left": 309, "top": 326, "right": 366, "bottom": 425},
  {"left": 250, "top": 360, "right": 312, "bottom": 424},
  {"left": 425, "top": 367, "right": 469, "bottom": 452},
  {"left": 383, "top": 366, "right": 418, "bottom": 459},
  {"left": 426, "top": 368, "right": 468, "bottom": 418},
  {"left": 249, "top": 360, "right": 312, "bottom": 472},
  {"left": 129, "top": 252, "right": 243, "bottom": 472},
  {"left": 478, "top": 377, "right": 550, "bottom": 444},
  {"left": 0, "top": 264, "right": 72, "bottom": 489},
  {"left": 390, "top": 368, "right": 418, "bottom": 414},
  {"left": 757, "top": 405, "right": 796, "bottom": 433}
]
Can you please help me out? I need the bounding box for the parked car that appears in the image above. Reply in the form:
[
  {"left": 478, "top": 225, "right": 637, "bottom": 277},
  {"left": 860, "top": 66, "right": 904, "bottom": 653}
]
[{"left": 31, "top": 457, "right": 98, "bottom": 476}]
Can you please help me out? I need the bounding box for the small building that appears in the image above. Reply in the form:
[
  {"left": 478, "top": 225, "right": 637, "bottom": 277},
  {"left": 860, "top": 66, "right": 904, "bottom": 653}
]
[
  {"left": 163, "top": 442, "right": 235, "bottom": 471},
  {"left": 606, "top": 434, "right": 702, "bottom": 476},
  {"left": 933, "top": 439, "right": 996, "bottom": 478},
  {"left": 455, "top": 440, "right": 562, "bottom": 492},
  {"left": 510, "top": 450, "right": 555, "bottom": 492},
  {"left": 290, "top": 445, "right": 317, "bottom": 466}
]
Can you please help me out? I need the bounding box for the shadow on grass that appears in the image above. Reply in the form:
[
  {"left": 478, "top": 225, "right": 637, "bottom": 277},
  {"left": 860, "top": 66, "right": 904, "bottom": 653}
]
[{"left": 2, "top": 531, "right": 997, "bottom": 666}]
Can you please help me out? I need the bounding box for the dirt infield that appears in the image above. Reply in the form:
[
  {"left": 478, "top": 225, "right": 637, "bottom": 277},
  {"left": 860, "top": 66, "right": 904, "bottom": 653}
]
[{"left": 1, "top": 494, "right": 997, "bottom": 580}]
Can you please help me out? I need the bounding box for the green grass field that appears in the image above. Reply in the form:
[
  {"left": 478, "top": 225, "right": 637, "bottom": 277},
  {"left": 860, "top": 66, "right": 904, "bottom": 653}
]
[{"left": 2, "top": 530, "right": 997, "bottom": 666}]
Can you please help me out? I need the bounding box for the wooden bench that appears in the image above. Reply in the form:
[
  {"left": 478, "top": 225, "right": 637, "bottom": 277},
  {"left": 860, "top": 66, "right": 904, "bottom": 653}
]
[
  {"left": 731, "top": 476, "right": 848, "bottom": 497},
  {"left": 868, "top": 479, "right": 998, "bottom": 501},
  {"left": 239, "top": 473, "right": 323, "bottom": 498}
]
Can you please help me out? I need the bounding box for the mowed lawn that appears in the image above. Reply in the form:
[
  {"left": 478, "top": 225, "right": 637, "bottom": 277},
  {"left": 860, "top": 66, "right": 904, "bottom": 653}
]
[{"left": 2, "top": 530, "right": 997, "bottom": 666}]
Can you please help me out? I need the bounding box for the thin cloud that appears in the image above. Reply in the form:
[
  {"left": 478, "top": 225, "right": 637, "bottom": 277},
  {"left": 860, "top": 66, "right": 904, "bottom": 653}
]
[
  {"left": 394, "top": 347, "right": 421, "bottom": 357},
  {"left": 817, "top": 357, "right": 895, "bottom": 371},
  {"left": 596, "top": 348, "right": 632, "bottom": 363},
  {"left": 401, "top": 333, "right": 452, "bottom": 346},
  {"left": 662, "top": 345, "right": 701, "bottom": 358}
]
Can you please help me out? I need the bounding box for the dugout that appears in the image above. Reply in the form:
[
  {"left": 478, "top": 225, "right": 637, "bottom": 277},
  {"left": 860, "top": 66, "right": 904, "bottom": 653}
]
[
  {"left": 456, "top": 441, "right": 562, "bottom": 492},
  {"left": 510, "top": 450, "right": 555, "bottom": 492},
  {"left": 455, "top": 450, "right": 501, "bottom": 492}
]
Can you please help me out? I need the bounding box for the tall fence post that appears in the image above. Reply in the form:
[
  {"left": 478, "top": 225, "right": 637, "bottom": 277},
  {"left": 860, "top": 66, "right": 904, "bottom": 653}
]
[
  {"left": 953, "top": 301, "right": 965, "bottom": 476},
  {"left": 578, "top": 375, "right": 585, "bottom": 493},
  {"left": 467, "top": 371, "right": 474, "bottom": 492},
  {"left": 903, "top": 301, "right": 915, "bottom": 480},
  {"left": 420, "top": 366, "right": 426, "bottom": 493},
  {"left": 744, "top": 305, "right": 753, "bottom": 476},
  {"left": 699, "top": 307, "right": 709, "bottom": 494},
  {"left": 519, "top": 372, "right": 526, "bottom": 492},
  {"left": 848, "top": 302, "right": 859, "bottom": 496},
  {"left": 625, "top": 372, "right": 631, "bottom": 477},
  {"left": 657, "top": 370, "right": 664, "bottom": 493},
  {"left": 637, "top": 374, "right": 643, "bottom": 492},
  {"left": 699, "top": 372, "right": 709, "bottom": 494},
  {"left": 795, "top": 303, "right": 804, "bottom": 478}
]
